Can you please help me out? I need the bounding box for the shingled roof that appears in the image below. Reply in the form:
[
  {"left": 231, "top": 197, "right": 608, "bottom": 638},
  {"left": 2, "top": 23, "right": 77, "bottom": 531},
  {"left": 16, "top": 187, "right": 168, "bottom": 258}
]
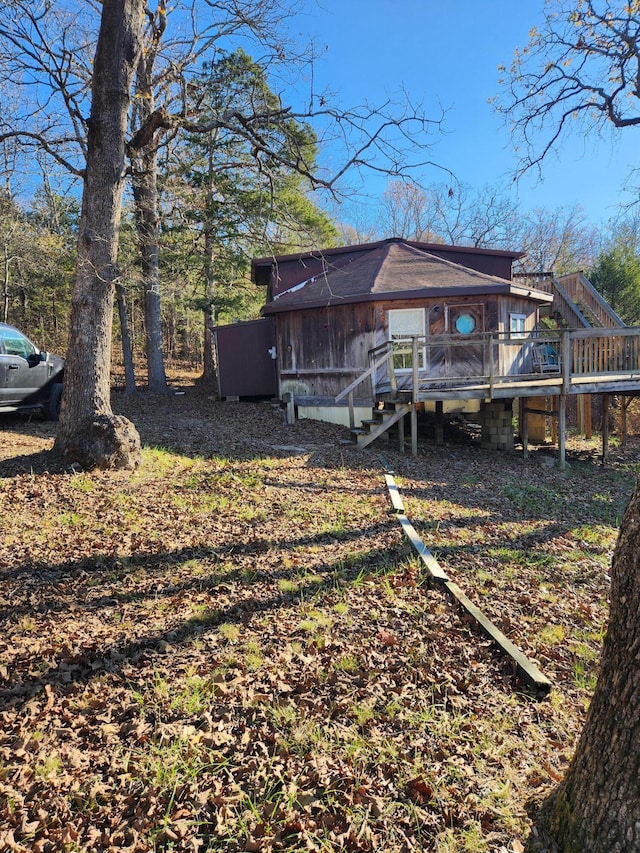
[{"left": 262, "top": 239, "right": 547, "bottom": 314}]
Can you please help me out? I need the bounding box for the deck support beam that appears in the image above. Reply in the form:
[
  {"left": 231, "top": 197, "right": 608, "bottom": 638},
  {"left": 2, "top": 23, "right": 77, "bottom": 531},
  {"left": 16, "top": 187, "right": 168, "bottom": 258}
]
[
  {"left": 558, "top": 393, "right": 566, "bottom": 470},
  {"left": 602, "top": 393, "right": 610, "bottom": 463},
  {"left": 410, "top": 405, "right": 418, "bottom": 456},
  {"left": 522, "top": 401, "right": 529, "bottom": 459},
  {"left": 435, "top": 400, "right": 444, "bottom": 445}
]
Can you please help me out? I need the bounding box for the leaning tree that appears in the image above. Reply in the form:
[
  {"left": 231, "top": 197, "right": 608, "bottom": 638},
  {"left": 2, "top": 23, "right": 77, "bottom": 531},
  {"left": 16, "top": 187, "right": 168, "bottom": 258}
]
[{"left": 498, "top": 2, "right": 640, "bottom": 848}]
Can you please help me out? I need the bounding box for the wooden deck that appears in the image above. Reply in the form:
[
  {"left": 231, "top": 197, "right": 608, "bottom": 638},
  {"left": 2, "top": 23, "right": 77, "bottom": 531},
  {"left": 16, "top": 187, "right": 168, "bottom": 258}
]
[
  {"left": 331, "top": 328, "right": 640, "bottom": 467},
  {"left": 335, "top": 327, "right": 640, "bottom": 407}
]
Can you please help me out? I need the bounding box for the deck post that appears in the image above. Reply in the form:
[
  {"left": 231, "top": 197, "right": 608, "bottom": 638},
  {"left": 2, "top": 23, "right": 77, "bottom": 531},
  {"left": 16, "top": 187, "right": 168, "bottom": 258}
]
[
  {"left": 585, "top": 394, "right": 592, "bottom": 440},
  {"left": 522, "top": 400, "right": 529, "bottom": 459},
  {"left": 561, "top": 331, "right": 571, "bottom": 395},
  {"left": 389, "top": 343, "right": 398, "bottom": 398},
  {"left": 435, "top": 400, "right": 444, "bottom": 445},
  {"left": 368, "top": 349, "right": 376, "bottom": 402},
  {"left": 348, "top": 390, "right": 355, "bottom": 429},
  {"left": 283, "top": 392, "right": 295, "bottom": 425},
  {"left": 398, "top": 411, "right": 405, "bottom": 452},
  {"left": 602, "top": 393, "right": 610, "bottom": 463},
  {"left": 411, "top": 405, "right": 418, "bottom": 456},
  {"left": 411, "top": 337, "right": 419, "bottom": 456},
  {"left": 558, "top": 393, "right": 567, "bottom": 470}
]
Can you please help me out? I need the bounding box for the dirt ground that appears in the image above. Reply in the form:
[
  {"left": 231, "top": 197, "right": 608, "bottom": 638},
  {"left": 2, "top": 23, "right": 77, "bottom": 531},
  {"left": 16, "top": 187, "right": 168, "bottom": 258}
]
[{"left": 0, "top": 378, "right": 637, "bottom": 852}]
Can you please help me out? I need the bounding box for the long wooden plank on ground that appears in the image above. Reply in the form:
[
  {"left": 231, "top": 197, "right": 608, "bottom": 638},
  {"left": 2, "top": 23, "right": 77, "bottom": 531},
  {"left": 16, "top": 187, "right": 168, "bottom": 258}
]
[
  {"left": 444, "top": 580, "right": 552, "bottom": 693},
  {"left": 384, "top": 474, "right": 405, "bottom": 513},
  {"left": 384, "top": 471, "right": 552, "bottom": 694},
  {"left": 397, "top": 513, "right": 450, "bottom": 581}
]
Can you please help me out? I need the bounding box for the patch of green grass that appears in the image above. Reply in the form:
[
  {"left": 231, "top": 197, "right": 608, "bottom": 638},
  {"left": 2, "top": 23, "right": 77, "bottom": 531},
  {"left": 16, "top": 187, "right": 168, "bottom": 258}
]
[
  {"left": 219, "top": 622, "right": 241, "bottom": 642},
  {"left": 538, "top": 623, "right": 566, "bottom": 645},
  {"left": 571, "top": 524, "right": 617, "bottom": 549},
  {"left": 332, "top": 654, "right": 360, "bottom": 673},
  {"left": 69, "top": 473, "right": 96, "bottom": 494},
  {"left": 501, "top": 480, "right": 564, "bottom": 515},
  {"left": 34, "top": 753, "right": 63, "bottom": 781}
]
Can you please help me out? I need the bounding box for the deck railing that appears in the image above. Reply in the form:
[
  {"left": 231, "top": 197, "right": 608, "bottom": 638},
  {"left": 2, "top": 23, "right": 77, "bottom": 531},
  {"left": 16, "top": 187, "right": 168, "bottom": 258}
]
[{"left": 356, "top": 327, "right": 640, "bottom": 402}]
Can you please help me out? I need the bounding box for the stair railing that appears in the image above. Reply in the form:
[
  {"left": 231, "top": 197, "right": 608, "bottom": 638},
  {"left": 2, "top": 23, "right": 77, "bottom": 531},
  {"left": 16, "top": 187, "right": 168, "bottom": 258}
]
[
  {"left": 556, "top": 272, "right": 625, "bottom": 328},
  {"left": 335, "top": 342, "right": 395, "bottom": 428},
  {"left": 550, "top": 276, "right": 591, "bottom": 329}
]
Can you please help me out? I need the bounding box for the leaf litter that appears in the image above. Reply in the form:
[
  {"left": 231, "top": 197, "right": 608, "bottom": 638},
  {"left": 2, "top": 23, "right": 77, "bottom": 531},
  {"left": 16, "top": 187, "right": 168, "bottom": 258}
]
[{"left": 0, "top": 382, "right": 635, "bottom": 851}]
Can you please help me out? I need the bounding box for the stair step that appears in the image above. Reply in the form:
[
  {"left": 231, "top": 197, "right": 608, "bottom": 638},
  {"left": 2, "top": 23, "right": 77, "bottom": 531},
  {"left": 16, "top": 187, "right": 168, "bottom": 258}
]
[{"left": 349, "top": 401, "right": 412, "bottom": 450}]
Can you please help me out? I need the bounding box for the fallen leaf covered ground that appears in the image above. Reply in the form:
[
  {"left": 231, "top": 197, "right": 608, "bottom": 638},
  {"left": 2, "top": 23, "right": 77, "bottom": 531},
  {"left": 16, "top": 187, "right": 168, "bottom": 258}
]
[{"left": 0, "top": 376, "right": 636, "bottom": 852}]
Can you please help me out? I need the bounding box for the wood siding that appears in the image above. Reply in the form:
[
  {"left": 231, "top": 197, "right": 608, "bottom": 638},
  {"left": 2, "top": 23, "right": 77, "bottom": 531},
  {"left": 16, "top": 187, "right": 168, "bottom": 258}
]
[
  {"left": 277, "top": 303, "right": 376, "bottom": 400},
  {"left": 276, "top": 294, "right": 542, "bottom": 403}
]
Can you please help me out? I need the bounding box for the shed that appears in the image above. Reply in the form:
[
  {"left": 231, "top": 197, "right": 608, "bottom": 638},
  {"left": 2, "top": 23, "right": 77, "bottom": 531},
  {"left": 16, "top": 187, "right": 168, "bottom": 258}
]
[{"left": 214, "top": 317, "right": 277, "bottom": 399}]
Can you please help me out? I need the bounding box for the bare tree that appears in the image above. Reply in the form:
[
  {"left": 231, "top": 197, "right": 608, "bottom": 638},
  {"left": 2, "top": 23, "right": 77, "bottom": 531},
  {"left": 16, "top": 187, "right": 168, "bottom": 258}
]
[
  {"left": 53, "top": 0, "right": 144, "bottom": 468},
  {"left": 517, "top": 204, "right": 600, "bottom": 273},
  {"left": 379, "top": 180, "right": 441, "bottom": 241},
  {"left": 496, "top": 0, "right": 640, "bottom": 178},
  {"left": 377, "top": 180, "right": 524, "bottom": 251}
]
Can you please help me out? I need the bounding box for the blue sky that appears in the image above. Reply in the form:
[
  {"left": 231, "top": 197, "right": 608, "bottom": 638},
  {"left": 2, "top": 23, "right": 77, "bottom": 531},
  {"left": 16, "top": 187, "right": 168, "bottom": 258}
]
[{"left": 286, "top": 0, "right": 640, "bottom": 229}]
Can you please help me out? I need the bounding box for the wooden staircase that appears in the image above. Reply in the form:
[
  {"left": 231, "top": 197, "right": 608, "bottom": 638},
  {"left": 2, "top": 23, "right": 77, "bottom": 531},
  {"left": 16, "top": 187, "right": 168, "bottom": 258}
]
[
  {"left": 554, "top": 272, "right": 625, "bottom": 329},
  {"left": 349, "top": 400, "right": 412, "bottom": 449}
]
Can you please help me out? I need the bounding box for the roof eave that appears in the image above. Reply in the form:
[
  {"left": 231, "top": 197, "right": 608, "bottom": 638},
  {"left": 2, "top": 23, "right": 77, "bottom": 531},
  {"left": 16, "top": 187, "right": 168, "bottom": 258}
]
[{"left": 261, "top": 283, "right": 527, "bottom": 314}]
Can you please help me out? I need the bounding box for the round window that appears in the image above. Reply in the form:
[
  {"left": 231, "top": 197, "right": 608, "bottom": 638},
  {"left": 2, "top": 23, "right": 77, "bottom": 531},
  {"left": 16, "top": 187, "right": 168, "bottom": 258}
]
[{"left": 455, "top": 313, "right": 476, "bottom": 334}]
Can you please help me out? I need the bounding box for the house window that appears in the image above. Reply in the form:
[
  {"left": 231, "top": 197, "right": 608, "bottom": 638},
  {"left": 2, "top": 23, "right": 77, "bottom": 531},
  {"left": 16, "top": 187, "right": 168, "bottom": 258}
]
[
  {"left": 446, "top": 303, "right": 484, "bottom": 336},
  {"left": 455, "top": 312, "right": 476, "bottom": 335},
  {"left": 388, "top": 308, "right": 426, "bottom": 371},
  {"left": 510, "top": 313, "right": 527, "bottom": 338}
]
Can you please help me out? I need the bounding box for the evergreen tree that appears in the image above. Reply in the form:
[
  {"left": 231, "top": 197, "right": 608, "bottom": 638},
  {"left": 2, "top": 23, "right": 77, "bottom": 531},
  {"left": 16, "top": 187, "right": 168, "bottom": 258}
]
[
  {"left": 164, "top": 49, "right": 337, "bottom": 382},
  {"left": 590, "top": 230, "right": 640, "bottom": 325}
]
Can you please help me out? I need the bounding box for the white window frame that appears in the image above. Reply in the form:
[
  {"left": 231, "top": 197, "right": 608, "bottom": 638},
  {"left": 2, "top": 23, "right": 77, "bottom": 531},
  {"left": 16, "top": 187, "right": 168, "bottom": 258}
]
[
  {"left": 388, "top": 308, "right": 426, "bottom": 371},
  {"left": 509, "top": 313, "right": 527, "bottom": 339}
]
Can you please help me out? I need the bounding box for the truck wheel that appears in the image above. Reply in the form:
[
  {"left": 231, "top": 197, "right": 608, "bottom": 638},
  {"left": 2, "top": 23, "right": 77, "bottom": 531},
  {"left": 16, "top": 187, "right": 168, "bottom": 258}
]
[{"left": 43, "top": 383, "right": 63, "bottom": 420}]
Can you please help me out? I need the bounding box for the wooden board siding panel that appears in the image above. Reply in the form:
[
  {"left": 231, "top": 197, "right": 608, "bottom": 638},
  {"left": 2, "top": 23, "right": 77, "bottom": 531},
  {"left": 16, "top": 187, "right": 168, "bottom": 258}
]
[
  {"left": 426, "top": 248, "right": 514, "bottom": 280},
  {"left": 277, "top": 304, "right": 376, "bottom": 399},
  {"left": 276, "top": 293, "right": 546, "bottom": 402},
  {"left": 500, "top": 296, "right": 538, "bottom": 334}
]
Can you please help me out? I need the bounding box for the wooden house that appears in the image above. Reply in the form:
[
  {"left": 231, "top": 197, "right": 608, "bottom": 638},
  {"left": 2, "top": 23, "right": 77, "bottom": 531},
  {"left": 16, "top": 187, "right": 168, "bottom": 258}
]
[
  {"left": 213, "top": 236, "right": 640, "bottom": 468},
  {"left": 255, "top": 237, "right": 552, "bottom": 423}
]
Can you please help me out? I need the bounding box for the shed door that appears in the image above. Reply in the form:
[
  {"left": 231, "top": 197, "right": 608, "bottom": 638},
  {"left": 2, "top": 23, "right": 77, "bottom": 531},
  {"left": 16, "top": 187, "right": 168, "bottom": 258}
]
[
  {"left": 388, "top": 308, "right": 426, "bottom": 371},
  {"left": 215, "top": 318, "right": 277, "bottom": 398}
]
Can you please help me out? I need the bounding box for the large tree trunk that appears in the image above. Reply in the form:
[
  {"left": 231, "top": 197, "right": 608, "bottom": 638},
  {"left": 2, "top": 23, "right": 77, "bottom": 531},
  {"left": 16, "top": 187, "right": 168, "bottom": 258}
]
[
  {"left": 115, "top": 279, "right": 138, "bottom": 395},
  {"left": 545, "top": 478, "right": 640, "bottom": 851},
  {"left": 54, "top": 0, "right": 143, "bottom": 470},
  {"left": 129, "top": 6, "right": 168, "bottom": 394}
]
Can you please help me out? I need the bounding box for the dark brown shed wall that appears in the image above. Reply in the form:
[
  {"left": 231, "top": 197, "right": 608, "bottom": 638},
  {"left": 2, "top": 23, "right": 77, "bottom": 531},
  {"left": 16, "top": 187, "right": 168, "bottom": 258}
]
[
  {"left": 215, "top": 318, "right": 277, "bottom": 398},
  {"left": 425, "top": 249, "right": 513, "bottom": 281}
]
